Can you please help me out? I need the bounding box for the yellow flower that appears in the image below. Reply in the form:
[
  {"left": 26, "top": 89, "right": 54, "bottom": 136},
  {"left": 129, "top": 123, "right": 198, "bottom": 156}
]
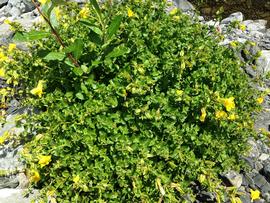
[
  {"left": 230, "top": 41, "right": 237, "bottom": 48},
  {"left": 198, "top": 174, "right": 206, "bottom": 183},
  {"left": 250, "top": 41, "right": 256, "bottom": 46},
  {"left": 176, "top": 89, "right": 183, "bottom": 96},
  {"left": 257, "top": 97, "right": 264, "bottom": 104},
  {"left": 30, "top": 80, "right": 45, "bottom": 98},
  {"left": 30, "top": 170, "right": 41, "bottom": 183},
  {"left": 79, "top": 7, "right": 90, "bottom": 19},
  {"left": 38, "top": 0, "right": 50, "bottom": 5},
  {"left": 199, "top": 107, "right": 207, "bottom": 122},
  {"left": 127, "top": 8, "right": 134, "bottom": 17},
  {"left": 0, "top": 52, "right": 8, "bottom": 62},
  {"left": 228, "top": 113, "right": 236, "bottom": 121},
  {"left": 73, "top": 175, "right": 80, "bottom": 184},
  {"left": 239, "top": 24, "right": 246, "bottom": 31},
  {"left": 220, "top": 97, "right": 235, "bottom": 112},
  {"left": 215, "top": 110, "right": 227, "bottom": 119},
  {"left": 0, "top": 68, "right": 5, "bottom": 78},
  {"left": 50, "top": 198, "right": 57, "bottom": 203},
  {"left": 250, "top": 189, "right": 260, "bottom": 202},
  {"left": 38, "top": 155, "right": 52, "bottom": 167},
  {"left": 231, "top": 196, "right": 242, "bottom": 203},
  {"left": 173, "top": 16, "right": 180, "bottom": 21},
  {"left": 8, "top": 43, "right": 16, "bottom": 53},
  {"left": 169, "top": 8, "right": 178, "bottom": 15},
  {"left": 54, "top": 7, "right": 61, "bottom": 20},
  {"left": 4, "top": 19, "right": 11, "bottom": 25}
]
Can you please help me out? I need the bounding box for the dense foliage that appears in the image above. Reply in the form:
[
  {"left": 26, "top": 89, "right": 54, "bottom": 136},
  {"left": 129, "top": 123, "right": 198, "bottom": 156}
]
[{"left": 0, "top": 0, "right": 261, "bottom": 202}]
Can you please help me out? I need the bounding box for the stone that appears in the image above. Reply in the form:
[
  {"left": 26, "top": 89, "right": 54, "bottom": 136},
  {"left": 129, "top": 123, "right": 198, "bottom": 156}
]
[
  {"left": 221, "top": 12, "right": 244, "bottom": 24},
  {"left": 0, "top": 23, "right": 13, "bottom": 41},
  {"left": 242, "top": 171, "right": 257, "bottom": 188},
  {"left": 262, "top": 193, "right": 270, "bottom": 202},
  {"left": 0, "top": 189, "right": 39, "bottom": 203},
  {"left": 262, "top": 163, "right": 270, "bottom": 181},
  {"left": 246, "top": 22, "right": 266, "bottom": 32},
  {"left": 21, "top": 0, "right": 35, "bottom": 12},
  {"left": 249, "top": 31, "right": 264, "bottom": 39},
  {"left": 205, "top": 20, "right": 219, "bottom": 27},
  {"left": 247, "top": 139, "right": 260, "bottom": 159},
  {"left": 239, "top": 192, "right": 252, "bottom": 203},
  {"left": 254, "top": 161, "right": 264, "bottom": 172},
  {"left": 174, "top": 0, "right": 195, "bottom": 12},
  {"left": 196, "top": 191, "right": 216, "bottom": 202},
  {"left": 259, "top": 153, "right": 270, "bottom": 161},
  {"left": 222, "top": 171, "right": 243, "bottom": 188},
  {"left": 0, "top": 177, "right": 19, "bottom": 189},
  {"left": 0, "top": 0, "right": 8, "bottom": 6},
  {"left": 256, "top": 50, "right": 270, "bottom": 75},
  {"left": 253, "top": 174, "right": 270, "bottom": 193},
  {"left": 17, "top": 173, "right": 29, "bottom": 189}
]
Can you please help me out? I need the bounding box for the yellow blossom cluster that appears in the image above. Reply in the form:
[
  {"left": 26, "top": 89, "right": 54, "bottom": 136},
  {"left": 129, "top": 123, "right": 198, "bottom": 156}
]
[
  {"left": 79, "top": 7, "right": 90, "bottom": 19},
  {"left": 38, "top": 155, "right": 52, "bottom": 168},
  {"left": 30, "top": 170, "right": 41, "bottom": 183},
  {"left": 127, "top": 8, "right": 134, "bottom": 17},
  {"left": 30, "top": 80, "right": 45, "bottom": 98},
  {"left": 38, "top": 0, "right": 50, "bottom": 5},
  {"left": 199, "top": 96, "right": 237, "bottom": 122}
]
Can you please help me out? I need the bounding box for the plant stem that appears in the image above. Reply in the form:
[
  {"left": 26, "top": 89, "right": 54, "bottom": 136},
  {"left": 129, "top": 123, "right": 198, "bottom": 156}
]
[{"left": 31, "top": 0, "right": 80, "bottom": 67}]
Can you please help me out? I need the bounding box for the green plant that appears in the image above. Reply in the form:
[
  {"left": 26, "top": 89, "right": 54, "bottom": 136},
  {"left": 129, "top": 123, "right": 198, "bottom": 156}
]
[{"left": 0, "top": 0, "right": 262, "bottom": 202}]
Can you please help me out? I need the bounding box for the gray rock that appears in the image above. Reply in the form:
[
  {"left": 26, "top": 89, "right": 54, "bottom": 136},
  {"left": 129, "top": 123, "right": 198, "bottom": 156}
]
[
  {"left": 205, "top": 20, "right": 219, "bottom": 27},
  {"left": 256, "top": 50, "right": 270, "bottom": 75},
  {"left": 262, "top": 163, "right": 270, "bottom": 181},
  {"left": 21, "top": 0, "right": 35, "bottom": 12},
  {"left": 221, "top": 12, "right": 244, "bottom": 24},
  {"left": 254, "top": 161, "right": 264, "bottom": 171},
  {"left": 247, "top": 22, "right": 266, "bottom": 32},
  {"left": 0, "top": 177, "right": 19, "bottom": 189},
  {"left": 250, "top": 31, "right": 265, "bottom": 39},
  {"left": 174, "top": 0, "right": 195, "bottom": 12},
  {"left": 242, "top": 171, "right": 257, "bottom": 188},
  {"left": 196, "top": 191, "right": 216, "bottom": 202},
  {"left": 262, "top": 193, "right": 270, "bottom": 202},
  {"left": 0, "top": 189, "right": 39, "bottom": 203},
  {"left": 17, "top": 173, "right": 29, "bottom": 189},
  {"left": 253, "top": 174, "right": 270, "bottom": 193},
  {"left": 247, "top": 139, "right": 261, "bottom": 158},
  {"left": 8, "top": 6, "right": 21, "bottom": 18},
  {"left": 223, "top": 171, "right": 243, "bottom": 188},
  {"left": 239, "top": 192, "right": 252, "bottom": 203},
  {"left": 259, "top": 153, "right": 270, "bottom": 161},
  {"left": 0, "top": 0, "right": 8, "bottom": 6},
  {"left": 0, "top": 23, "right": 14, "bottom": 41}
]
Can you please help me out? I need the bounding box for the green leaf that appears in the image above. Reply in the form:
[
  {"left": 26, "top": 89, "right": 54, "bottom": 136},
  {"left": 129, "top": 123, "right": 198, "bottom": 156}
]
[
  {"left": 76, "top": 92, "right": 84, "bottom": 100},
  {"left": 89, "top": 0, "right": 101, "bottom": 16},
  {"left": 79, "top": 20, "right": 103, "bottom": 35},
  {"left": 64, "top": 58, "right": 75, "bottom": 67},
  {"left": 73, "top": 67, "right": 84, "bottom": 76},
  {"left": 89, "top": 30, "right": 102, "bottom": 45},
  {"left": 13, "top": 31, "right": 50, "bottom": 42},
  {"left": 43, "top": 52, "right": 65, "bottom": 61},
  {"left": 81, "top": 65, "right": 90, "bottom": 73},
  {"left": 50, "top": 7, "right": 59, "bottom": 28},
  {"left": 81, "top": 83, "right": 88, "bottom": 94},
  {"left": 107, "top": 15, "right": 122, "bottom": 39},
  {"left": 106, "top": 44, "right": 130, "bottom": 58},
  {"left": 64, "top": 39, "right": 84, "bottom": 59},
  {"left": 41, "top": 2, "right": 54, "bottom": 19}
]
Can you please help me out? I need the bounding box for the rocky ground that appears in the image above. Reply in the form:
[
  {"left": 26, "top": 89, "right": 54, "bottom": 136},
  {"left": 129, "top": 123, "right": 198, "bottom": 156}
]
[{"left": 0, "top": 0, "right": 270, "bottom": 202}]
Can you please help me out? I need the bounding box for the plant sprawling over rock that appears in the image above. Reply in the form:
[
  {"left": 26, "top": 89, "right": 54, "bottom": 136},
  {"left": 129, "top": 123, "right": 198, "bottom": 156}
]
[{"left": 0, "top": 0, "right": 261, "bottom": 202}]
